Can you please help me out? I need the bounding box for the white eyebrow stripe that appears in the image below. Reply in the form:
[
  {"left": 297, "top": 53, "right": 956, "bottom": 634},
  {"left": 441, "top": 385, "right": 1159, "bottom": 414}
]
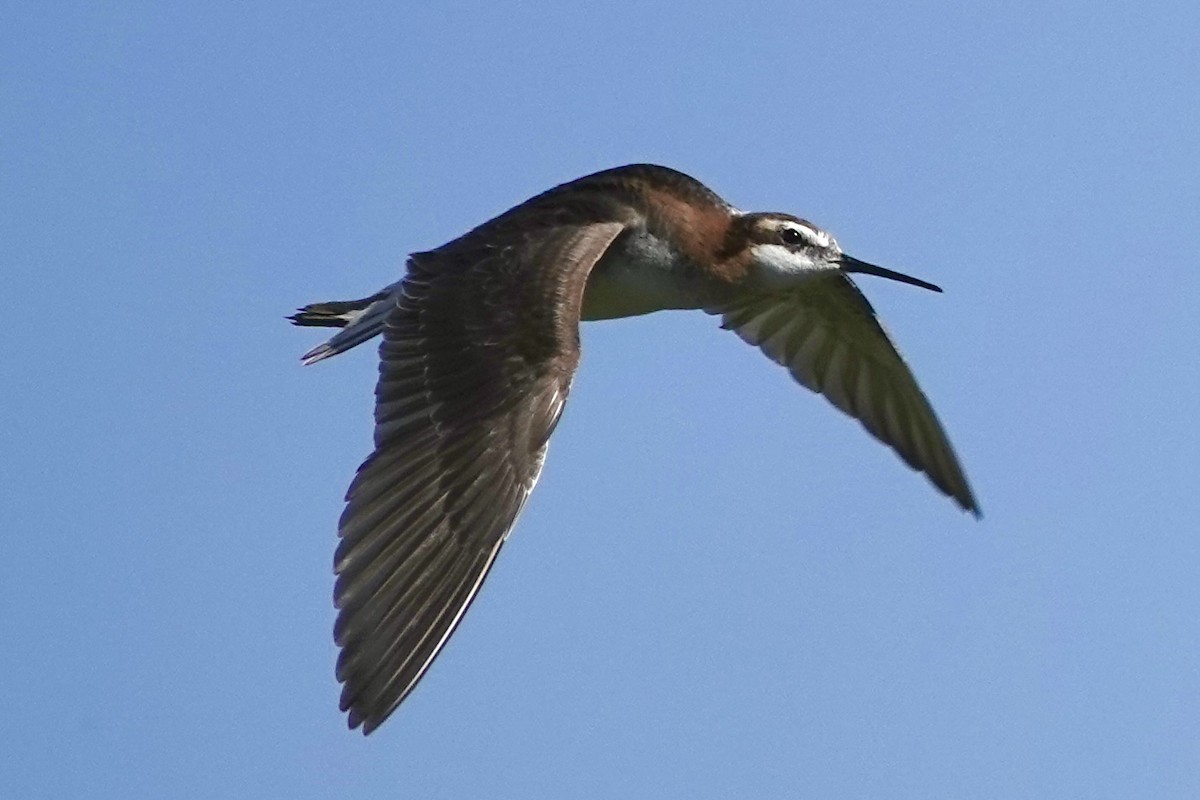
[{"left": 780, "top": 221, "right": 832, "bottom": 248}]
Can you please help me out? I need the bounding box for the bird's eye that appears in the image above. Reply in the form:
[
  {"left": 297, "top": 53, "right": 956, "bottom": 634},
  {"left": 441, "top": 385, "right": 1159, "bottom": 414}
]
[{"left": 779, "top": 227, "right": 805, "bottom": 246}]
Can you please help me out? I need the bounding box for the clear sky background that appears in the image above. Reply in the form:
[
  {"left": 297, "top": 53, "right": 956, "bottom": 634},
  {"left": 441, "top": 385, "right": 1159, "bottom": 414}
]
[{"left": 3, "top": 2, "right": 1198, "bottom": 798}]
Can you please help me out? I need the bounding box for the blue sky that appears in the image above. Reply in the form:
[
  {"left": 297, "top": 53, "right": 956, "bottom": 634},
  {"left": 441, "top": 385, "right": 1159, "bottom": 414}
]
[{"left": 3, "top": 1, "right": 1198, "bottom": 797}]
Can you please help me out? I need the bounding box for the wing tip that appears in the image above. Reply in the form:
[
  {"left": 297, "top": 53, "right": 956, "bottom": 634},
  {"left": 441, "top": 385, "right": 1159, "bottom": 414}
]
[
  {"left": 946, "top": 478, "right": 982, "bottom": 520},
  {"left": 299, "top": 343, "right": 336, "bottom": 365},
  {"left": 960, "top": 496, "right": 984, "bottom": 520},
  {"left": 352, "top": 714, "right": 386, "bottom": 736}
]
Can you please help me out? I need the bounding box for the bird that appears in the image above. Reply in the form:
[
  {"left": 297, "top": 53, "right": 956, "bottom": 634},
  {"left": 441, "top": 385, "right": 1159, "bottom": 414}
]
[{"left": 290, "top": 163, "right": 979, "bottom": 734}]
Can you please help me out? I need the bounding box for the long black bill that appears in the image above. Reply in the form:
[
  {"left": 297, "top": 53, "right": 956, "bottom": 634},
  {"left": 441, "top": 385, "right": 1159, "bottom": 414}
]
[{"left": 839, "top": 254, "right": 943, "bottom": 293}]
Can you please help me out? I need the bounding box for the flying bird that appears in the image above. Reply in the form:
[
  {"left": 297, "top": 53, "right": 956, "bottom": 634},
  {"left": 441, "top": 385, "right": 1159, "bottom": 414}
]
[{"left": 291, "top": 164, "right": 979, "bottom": 733}]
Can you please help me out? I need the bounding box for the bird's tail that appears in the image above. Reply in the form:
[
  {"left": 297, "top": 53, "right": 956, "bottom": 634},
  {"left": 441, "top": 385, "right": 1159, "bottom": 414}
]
[{"left": 289, "top": 284, "right": 399, "bottom": 365}]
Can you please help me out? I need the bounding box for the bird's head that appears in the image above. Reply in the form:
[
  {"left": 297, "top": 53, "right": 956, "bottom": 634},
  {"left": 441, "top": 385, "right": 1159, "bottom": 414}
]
[{"left": 740, "top": 213, "right": 942, "bottom": 293}]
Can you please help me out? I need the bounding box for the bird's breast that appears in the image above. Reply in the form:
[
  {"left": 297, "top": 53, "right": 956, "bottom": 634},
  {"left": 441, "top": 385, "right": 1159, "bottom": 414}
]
[{"left": 580, "top": 230, "right": 717, "bottom": 321}]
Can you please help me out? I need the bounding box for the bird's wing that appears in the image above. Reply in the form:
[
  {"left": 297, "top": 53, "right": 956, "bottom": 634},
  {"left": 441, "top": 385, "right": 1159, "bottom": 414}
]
[
  {"left": 333, "top": 221, "right": 627, "bottom": 733},
  {"left": 718, "top": 273, "right": 979, "bottom": 514}
]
